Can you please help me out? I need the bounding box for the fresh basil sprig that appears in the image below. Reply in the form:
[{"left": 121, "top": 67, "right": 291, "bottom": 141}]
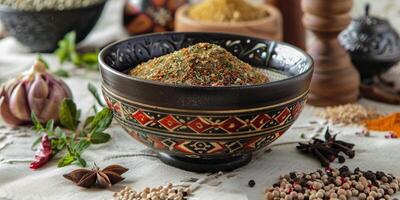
[
  {"left": 54, "top": 31, "right": 99, "bottom": 70},
  {"left": 31, "top": 96, "right": 113, "bottom": 168}
]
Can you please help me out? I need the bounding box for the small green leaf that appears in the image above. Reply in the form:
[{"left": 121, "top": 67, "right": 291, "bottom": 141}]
[
  {"left": 90, "top": 132, "right": 111, "bottom": 144},
  {"left": 51, "top": 137, "right": 67, "bottom": 153},
  {"left": 88, "top": 83, "right": 105, "bottom": 107},
  {"left": 89, "top": 108, "right": 113, "bottom": 133},
  {"left": 75, "top": 140, "right": 90, "bottom": 153},
  {"left": 31, "top": 112, "right": 43, "bottom": 131},
  {"left": 59, "top": 99, "right": 78, "bottom": 130},
  {"left": 53, "top": 69, "right": 70, "bottom": 78},
  {"left": 83, "top": 116, "right": 95, "bottom": 129},
  {"left": 45, "top": 120, "right": 54, "bottom": 132},
  {"left": 81, "top": 52, "right": 98, "bottom": 64},
  {"left": 31, "top": 137, "right": 42, "bottom": 150},
  {"left": 58, "top": 154, "right": 75, "bottom": 167},
  {"left": 76, "top": 157, "right": 87, "bottom": 167},
  {"left": 37, "top": 55, "right": 50, "bottom": 69},
  {"left": 54, "top": 127, "right": 63, "bottom": 136}
]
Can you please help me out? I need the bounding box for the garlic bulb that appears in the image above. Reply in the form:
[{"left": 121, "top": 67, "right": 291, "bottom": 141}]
[{"left": 0, "top": 59, "right": 72, "bottom": 127}]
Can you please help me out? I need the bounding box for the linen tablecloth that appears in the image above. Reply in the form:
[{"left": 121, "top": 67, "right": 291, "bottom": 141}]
[{"left": 1, "top": 1, "right": 400, "bottom": 199}]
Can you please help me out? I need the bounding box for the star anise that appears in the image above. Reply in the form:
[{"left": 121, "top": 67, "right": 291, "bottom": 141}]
[{"left": 63, "top": 164, "right": 128, "bottom": 188}]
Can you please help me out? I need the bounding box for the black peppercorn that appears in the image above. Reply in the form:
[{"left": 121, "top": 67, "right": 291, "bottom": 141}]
[
  {"left": 248, "top": 180, "right": 256, "bottom": 187},
  {"left": 290, "top": 172, "right": 297, "bottom": 179},
  {"left": 339, "top": 166, "right": 349, "bottom": 173},
  {"left": 364, "top": 171, "right": 377, "bottom": 181}
]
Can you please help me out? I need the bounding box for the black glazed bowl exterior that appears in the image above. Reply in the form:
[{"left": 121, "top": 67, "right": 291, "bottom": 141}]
[
  {"left": 99, "top": 32, "right": 313, "bottom": 161},
  {"left": 0, "top": 1, "right": 106, "bottom": 52}
]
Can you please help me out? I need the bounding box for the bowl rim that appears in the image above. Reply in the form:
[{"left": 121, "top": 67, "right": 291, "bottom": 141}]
[
  {"left": 98, "top": 32, "right": 314, "bottom": 90},
  {"left": 175, "top": 4, "right": 282, "bottom": 27},
  {"left": 0, "top": 0, "right": 106, "bottom": 13}
]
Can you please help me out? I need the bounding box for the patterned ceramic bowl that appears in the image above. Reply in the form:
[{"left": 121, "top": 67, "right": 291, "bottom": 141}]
[{"left": 99, "top": 32, "right": 313, "bottom": 172}]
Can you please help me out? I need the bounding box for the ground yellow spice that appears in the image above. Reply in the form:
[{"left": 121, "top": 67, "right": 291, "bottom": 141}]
[
  {"left": 364, "top": 113, "right": 400, "bottom": 137},
  {"left": 188, "top": 0, "right": 268, "bottom": 22}
]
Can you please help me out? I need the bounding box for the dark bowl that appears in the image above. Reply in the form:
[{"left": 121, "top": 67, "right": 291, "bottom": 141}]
[
  {"left": 0, "top": 1, "right": 106, "bottom": 52},
  {"left": 99, "top": 32, "right": 313, "bottom": 172}
]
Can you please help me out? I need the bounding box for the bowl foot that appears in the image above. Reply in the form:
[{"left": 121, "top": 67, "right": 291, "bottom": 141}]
[{"left": 158, "top": 152, "right": 252, "bottom": 173}]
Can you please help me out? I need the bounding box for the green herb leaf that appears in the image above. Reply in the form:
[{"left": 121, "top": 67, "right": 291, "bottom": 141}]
[
  {"left": 37, "top": 54, "right": 50, "bottom": 69},
  {"left": 90, "top": 132, "right": 111, "bottom": 144},
  {"left": 75, "top": 140, "right": 90, "bottom": 153},
  {"left": 54, "top": 31, "right": 99, "bottom": 71},
  {"left": 31, "top": 112, "right": 43, "bottom": 131},
  {"left": 59, "top": 99, "right": 78, "bottom": 130},
  {"left": 83, "top": 116, "right": 95, "bottom": 129},
  {"left": 45, "top": 120, "right": 54, "bottom": 132},
  {"left": 31, "top": 137, "right": 42, "bottom": 150},
  {"left": 58, "top": 154, "right": 75, "bottom": 167},
  {"left": 88, "top": 83, "right": 105, "bottom": 107},
  {"left": 88, "top": 108, "right": 113, "bottom": 133},
  {"left": 53, "top": 69, "right": 70, "bottom": 78},
  {"left": 76, "top": 157, "right": 87, "bottom": 167}
]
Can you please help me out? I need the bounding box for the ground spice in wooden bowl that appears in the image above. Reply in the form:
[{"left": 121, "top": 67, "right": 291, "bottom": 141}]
[
  {"left": 188, "top": 0, "right": 268, "bottom": 22},
  {"left": 130, "top": 43, "right": 270, "bottom": 86}
]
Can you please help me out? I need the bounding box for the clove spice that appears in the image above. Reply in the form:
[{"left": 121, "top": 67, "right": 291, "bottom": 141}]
[{"left": 297, "top": 128, "right": 355, "bottom": 167}]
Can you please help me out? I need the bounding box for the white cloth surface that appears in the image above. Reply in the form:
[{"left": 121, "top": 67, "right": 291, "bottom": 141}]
[{"left": 0, "top": 1, "right": 400, "bottom": 200}]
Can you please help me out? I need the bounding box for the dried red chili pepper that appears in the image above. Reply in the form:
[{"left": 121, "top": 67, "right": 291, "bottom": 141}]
[{"left": 30, "top": 135, "right": 53, "bottom": 169}]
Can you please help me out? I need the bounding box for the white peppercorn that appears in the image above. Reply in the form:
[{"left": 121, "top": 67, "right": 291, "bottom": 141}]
[
  {"left": 359, "top": 193, "right": 367, "bottom": 200},
  {"left": 338, "top": 194, "right": 347, "bottom": 200},
  {"left": 351, "top": 189, "right": 359, "bottom": 196}
]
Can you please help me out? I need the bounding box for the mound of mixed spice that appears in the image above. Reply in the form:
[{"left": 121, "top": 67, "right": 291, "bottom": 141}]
[
  {"left": 130, "top": 43, "right": 269, "bottom": 86},
  {"left": 188, "top": 0, "right": 268, "bottom": 22}
]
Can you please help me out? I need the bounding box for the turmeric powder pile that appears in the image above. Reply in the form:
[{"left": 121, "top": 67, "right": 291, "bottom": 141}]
[
  {"left": 364, "top": 113, "right": 400, "bottom": 137},
  {"left": 188, "top": 0, "right": 268, "bottom": 22}
]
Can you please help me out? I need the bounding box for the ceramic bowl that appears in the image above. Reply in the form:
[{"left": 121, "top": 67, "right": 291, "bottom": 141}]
[
  {"left": 175, "top": 4, "right": 283, "bottom": 41},
  {"left": 0, "top": 1, "right": 106, "bottom": 52},
  {"left": 99, "top": 32, "right": 313, "bottom": 172}
]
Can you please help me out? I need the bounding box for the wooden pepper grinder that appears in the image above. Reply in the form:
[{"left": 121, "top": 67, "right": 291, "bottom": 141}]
[
  {"left": 302, "top": 0, "right": 360, "bottom": 106},
  {"left": 266, "top": 0, "right": 306, "bottom": 50}
]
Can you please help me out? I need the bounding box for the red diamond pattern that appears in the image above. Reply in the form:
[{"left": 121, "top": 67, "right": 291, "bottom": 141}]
[
  {"left": 158, "top": 115, "right": 182, "bottom": 131},
  {"left": 291, "top": 102, "right": 303, "bottom": 118},
  {"left": 132, "top": 110, "right": 153, "bottom": 126},
  {"left": 220, "top": 117, "right": 246, "bottom": 133},
  {"left": 187, "top": 117, "right": 213, "bottom": 133},
  {"left": 274, "top": 108, "right": 291, "bottom": 124},
  {"left": 250, "top": 114, "right": 272, "bottom": 129}
]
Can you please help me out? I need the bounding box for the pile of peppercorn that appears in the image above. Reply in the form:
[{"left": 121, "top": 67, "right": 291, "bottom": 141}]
[
  {"left": 265, "top": 166, "right": 400, "bottom": 200},
  {"left": 297, "top": 128, "right": 355, "bottom": 167}
]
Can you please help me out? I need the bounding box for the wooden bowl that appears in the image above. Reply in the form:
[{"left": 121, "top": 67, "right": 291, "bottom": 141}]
[
  {"left": 99, "top": 32, "right": 313, "bottom": 172},
  {"left": 175, "top": 4, "right": 283, "bottom": 41}
]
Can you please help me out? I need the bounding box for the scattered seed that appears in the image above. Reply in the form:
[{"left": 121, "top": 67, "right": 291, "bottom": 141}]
[{"left": 248, "top": 180, "right": 256, "bottom": 188}]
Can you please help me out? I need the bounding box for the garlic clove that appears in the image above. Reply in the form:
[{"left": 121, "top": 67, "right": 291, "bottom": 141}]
[
  {"left": 28, "top": 74, "right": 49, "bottom": 116},
  {"left": 0, "top": 97, "right": 24, "bottom": 127},
  {"left": 38, "top": 83, "right": 66, "bottom": 122},
  {"left": 9, "top": 82, "right": 31, "bottom": 121}
]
